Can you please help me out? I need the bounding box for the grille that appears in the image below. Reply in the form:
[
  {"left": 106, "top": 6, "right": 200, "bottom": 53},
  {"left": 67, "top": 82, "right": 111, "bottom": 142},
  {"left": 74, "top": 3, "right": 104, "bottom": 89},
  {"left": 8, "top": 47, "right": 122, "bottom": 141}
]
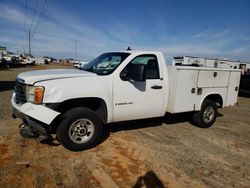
[{"left": 15, "top": 80, "right": 26, "bottom": 103}]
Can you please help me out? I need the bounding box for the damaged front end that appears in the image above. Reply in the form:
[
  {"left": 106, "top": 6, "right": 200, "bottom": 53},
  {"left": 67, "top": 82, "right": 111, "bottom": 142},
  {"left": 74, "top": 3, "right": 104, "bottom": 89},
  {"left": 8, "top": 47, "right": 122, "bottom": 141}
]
[
  {"left": 11, "top": 79, "right": 60, "bottom": 142},
  {"left": 12, "top": 102, "right": 55, "bottom": 142}
]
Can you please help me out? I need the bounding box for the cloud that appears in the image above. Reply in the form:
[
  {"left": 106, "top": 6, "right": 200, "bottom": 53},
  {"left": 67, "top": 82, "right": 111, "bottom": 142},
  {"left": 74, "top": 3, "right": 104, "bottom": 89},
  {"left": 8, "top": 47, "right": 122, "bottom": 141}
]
[
  {"left": 191, "top": 29, "right": 231, "bottom": 39},
  {"left": 0, "top": 3, "right": 25, "bottom": 24},
  {"left": 159, "top": 44, "right": 218, "bottom": 55},
  {"left": 191, "top": 30, "right": 211, "bottom": 38},
  {"left": 231, "top": 46, "right": 250, "bottom": 54},
  {"left": 212, "top": 29, "right": 230, "bottom": 38},
  {"left": 26, "top": 6, "right": 146, "bottom": 58},
  {"left": 0, "top": 1, "right": 249, "bottom": 62},
  {"left": 0, "top": 2, "right": 114, "bottom": 58}
]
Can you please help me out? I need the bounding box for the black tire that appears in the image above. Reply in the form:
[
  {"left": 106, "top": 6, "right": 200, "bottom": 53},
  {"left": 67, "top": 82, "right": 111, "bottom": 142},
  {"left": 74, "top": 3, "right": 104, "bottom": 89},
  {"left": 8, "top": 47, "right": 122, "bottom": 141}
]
[
  {"left": 56, "top": 107, "right": 103, "bottom": 151},
  {"left": 192, "top": 99, "right": 217, "bottom": 128}
]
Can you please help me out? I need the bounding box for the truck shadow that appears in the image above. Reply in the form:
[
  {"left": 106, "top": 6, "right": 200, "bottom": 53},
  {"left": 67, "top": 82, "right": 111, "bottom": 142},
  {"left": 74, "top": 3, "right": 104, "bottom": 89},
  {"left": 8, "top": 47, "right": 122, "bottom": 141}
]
[
  {"left": 0, "top": 81, "right": 15, "bottom": 92},
  {"left": 239, "top": 92, "right": 250, "bottom": 98},
  {"left": 107, "top": 112, "right": 194, "bottom": 133},
  {"left": 43, "top": 111, "right": 224, "bottom": 149},
  {"left": 99, "top": 112, "right": 195, "bottom": 146},
  {"left": 105, "top": 111, "right": 223, "bottom": 135}
]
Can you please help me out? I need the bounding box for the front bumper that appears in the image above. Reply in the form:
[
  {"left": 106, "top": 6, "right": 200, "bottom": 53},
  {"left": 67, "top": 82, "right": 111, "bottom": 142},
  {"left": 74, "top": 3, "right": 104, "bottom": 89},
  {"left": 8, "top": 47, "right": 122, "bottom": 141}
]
[{"left": 11, "top": 93, "right": 60, "bottom": 125}]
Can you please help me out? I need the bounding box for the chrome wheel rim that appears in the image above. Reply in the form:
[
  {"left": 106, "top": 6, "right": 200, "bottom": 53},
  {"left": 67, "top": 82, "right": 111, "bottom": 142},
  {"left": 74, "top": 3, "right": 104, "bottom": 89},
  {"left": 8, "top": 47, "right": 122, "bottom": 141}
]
[
  {"left": 69, "top": 118, "right": 95, "bottom": 144},
  {"left": 203, "top": 106, "right": 215, "bottom": 123}
]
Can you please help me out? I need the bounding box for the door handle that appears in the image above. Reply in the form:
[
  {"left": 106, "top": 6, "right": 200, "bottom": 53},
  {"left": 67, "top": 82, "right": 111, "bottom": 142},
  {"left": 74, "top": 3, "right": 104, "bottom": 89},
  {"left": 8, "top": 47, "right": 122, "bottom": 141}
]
[{"left": 151, "top": 85, "right": 162, "bottom": 89}]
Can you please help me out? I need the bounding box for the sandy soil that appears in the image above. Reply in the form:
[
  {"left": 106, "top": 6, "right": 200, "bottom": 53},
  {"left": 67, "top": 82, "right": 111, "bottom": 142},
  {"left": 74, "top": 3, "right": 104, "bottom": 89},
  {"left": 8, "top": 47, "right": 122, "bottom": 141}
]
[{"left": 0, "top": 64, "right": 249, "bottom": 188}]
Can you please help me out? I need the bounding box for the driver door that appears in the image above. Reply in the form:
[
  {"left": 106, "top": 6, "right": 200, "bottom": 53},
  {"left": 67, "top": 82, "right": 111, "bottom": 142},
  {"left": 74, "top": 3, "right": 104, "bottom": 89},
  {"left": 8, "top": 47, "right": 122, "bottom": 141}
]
[{"left": 113, "top": 54, "right": 164, "bottom": 122}]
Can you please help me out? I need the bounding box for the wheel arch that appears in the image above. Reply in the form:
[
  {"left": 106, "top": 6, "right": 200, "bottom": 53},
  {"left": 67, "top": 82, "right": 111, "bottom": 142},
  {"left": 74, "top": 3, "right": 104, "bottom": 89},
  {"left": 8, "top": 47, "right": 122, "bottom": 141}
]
[
  {"left": 49, "top": 97, "right": 108, "bottom": 132},
  {"left": 201, "top": 94, "right": 223, "bottom": 109}
]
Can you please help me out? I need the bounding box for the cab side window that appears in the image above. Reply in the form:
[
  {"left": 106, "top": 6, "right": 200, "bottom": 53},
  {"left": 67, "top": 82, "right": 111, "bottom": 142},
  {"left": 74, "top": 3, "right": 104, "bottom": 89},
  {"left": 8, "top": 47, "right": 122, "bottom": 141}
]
[{"left": 127, "top": 55, "right": 159, "bottom": 79}]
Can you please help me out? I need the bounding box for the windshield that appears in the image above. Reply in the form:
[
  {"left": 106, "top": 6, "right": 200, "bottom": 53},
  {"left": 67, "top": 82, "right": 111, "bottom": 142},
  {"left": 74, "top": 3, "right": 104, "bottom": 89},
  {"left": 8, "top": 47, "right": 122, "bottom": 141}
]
[{"left": 81, "top": 52, "right": 130, "bottom": 75}]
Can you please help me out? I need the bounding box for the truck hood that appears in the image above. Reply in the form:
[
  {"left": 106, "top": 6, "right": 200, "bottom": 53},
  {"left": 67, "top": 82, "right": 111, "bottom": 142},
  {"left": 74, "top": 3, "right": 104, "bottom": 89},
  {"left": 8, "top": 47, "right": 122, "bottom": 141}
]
[{"left": 17, "top": 69, "right": 97, "bottom": 85}]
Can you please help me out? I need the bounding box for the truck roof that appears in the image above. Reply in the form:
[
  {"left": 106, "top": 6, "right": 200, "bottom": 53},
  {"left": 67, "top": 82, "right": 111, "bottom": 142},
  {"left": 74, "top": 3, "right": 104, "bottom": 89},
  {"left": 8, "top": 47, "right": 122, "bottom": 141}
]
[
  {"left": 173, "top": 55, "right": 241, "bottom": 63},
  {"left": 108, "top": 50, "right": 162, "bottom": 54}
]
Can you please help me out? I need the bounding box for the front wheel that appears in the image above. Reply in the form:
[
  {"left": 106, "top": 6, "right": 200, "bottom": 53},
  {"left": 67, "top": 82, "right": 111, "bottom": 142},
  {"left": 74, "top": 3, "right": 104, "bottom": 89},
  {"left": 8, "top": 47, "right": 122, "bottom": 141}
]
[
  {"left": 192, "top": 99, "right": 217, "bottom": 128},
  {"left": 56, "top": 107, "right": 103, "bottom": 151}
]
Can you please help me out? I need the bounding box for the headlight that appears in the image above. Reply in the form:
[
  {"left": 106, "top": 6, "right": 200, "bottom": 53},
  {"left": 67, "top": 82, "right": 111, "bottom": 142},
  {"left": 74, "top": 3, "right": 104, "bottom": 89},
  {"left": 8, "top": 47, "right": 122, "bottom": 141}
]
[{"left": 26, "top": 85, "right": 44, "bottom": 104}]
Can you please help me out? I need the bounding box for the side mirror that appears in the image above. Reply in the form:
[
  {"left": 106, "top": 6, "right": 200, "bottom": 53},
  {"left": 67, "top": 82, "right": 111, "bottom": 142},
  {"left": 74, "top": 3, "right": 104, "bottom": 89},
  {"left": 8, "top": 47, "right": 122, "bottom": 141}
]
[
  {"left": 120, "top": 64, "right": 146, "bottom": 82},
  {"left": 120, "top": 69, "right": 129, "bottom": 81}
]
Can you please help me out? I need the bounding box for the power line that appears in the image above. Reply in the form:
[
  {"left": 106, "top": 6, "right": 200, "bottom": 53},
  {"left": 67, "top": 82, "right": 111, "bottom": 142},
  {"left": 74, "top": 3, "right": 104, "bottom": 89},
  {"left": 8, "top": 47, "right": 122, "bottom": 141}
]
[
  {"left": 28, "top": 29, "right": 31, "bottom": 55},
  {"left": 75, "top": 39, "right": 77, "bottom": 60},
  {"left": 29, "top": 0, "right": 40, "bottom": 31},
  {"left": 32, "top": 0, "right": 48, "bottom": 35},
  {"left": 16, "top": 28, "right": 61, "bottom": 39},
  {"left": 20, "top": 0, "right": 52, "bottom": 55},
  {"left": 22, "top": 0, "right": 28, "bottom": 53},
  {"left": 32, "top": 0, "right": 52, "bottom": 36},
  {"left": 24, "top": 0, "right": 28, "bottom": 32}
]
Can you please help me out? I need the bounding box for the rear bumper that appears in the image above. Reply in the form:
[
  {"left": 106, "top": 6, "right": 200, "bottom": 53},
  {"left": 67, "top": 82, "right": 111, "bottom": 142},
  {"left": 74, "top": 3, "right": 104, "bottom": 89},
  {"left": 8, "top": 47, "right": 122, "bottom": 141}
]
[{"left": 11, "top": 93, "right": 60, "bottom": 125}]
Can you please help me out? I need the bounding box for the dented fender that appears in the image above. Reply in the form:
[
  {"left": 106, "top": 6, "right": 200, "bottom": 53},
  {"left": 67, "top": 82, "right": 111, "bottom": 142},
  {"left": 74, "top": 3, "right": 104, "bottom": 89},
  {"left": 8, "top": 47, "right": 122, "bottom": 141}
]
[{"left": 11, "top": 93, "right": 60, "bottom": 125}]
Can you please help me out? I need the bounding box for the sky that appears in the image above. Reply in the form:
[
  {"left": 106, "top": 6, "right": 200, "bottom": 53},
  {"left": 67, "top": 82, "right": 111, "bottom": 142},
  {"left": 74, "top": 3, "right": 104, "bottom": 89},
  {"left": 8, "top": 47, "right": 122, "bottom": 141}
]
[{"left": 0, "top": 0, "right": 250, "bottom": 63}]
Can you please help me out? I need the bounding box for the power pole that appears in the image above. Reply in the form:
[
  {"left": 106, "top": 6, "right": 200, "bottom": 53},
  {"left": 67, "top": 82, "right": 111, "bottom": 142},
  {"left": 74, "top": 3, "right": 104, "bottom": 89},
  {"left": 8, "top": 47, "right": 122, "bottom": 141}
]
[
  {"left": 28, "top": 29, "right": 31, "bottom": 56},
  {"left": 75, "top": 39, "right": 77, "bottom": 60}
]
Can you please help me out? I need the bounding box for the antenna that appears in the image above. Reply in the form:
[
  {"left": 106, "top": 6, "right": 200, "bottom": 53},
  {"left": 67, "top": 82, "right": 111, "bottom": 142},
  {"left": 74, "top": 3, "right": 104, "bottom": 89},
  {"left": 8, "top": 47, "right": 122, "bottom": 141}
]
[{"left": 127, "top": 46, "right": 132, "bottom": 51}]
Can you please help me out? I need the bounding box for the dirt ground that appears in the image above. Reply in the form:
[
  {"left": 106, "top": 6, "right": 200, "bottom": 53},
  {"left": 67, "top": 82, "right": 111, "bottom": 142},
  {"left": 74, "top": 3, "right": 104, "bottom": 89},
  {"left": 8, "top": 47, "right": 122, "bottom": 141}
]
[{"left": 0, "top": 64, "right": 249, "bottom": 188}]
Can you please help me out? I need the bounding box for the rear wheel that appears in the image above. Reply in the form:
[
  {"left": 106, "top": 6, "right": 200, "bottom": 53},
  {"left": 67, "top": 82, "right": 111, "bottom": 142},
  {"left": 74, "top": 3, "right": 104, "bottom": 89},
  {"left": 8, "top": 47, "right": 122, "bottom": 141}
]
[
  {"left": 193, "top": 99, "right": 217, "bottom": 128},
  {"left": 56, "top": 107, "right": 103, "bottom": 151}
]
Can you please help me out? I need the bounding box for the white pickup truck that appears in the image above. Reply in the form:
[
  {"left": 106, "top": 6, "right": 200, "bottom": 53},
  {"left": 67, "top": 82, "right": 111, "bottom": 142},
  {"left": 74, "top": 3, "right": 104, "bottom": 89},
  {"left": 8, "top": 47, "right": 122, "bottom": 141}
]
[{"left": 11, "top": 51, "right": 241, "bottom": 151}]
